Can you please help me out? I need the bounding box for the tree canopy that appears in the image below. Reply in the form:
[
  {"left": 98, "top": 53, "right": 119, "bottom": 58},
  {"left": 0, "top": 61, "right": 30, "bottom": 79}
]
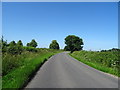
[
  {"left": 27, "top": 39, "right": 37, "bottom": 48},
  {"left": 17, "top": 40, "right": 23, "bottom": 46},
  {"left": 1, "top": 36, "right": 38, "bottom": 54},
  {"left": 49, "top": 40, "right": 60, "bottom": 49},
  {"left": 64, "top": 35, "right": 83, "bottom": 53},
  {"left": 9, "top": 41, "right": 16, "bottom": 46}
]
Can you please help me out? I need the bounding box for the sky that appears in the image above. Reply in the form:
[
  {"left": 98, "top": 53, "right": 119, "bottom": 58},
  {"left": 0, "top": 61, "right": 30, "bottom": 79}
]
[{"left": 2, "top": 2, "right": 118, "bottom": 51}]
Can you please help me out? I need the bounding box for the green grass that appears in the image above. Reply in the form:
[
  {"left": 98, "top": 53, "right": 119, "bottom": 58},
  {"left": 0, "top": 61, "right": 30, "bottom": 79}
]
[
  {"left": 70, "top": 50, "right": 119, "bottom": 77},
  {"left": 2, "top": 49, "right": 62, "bottom": 89}
]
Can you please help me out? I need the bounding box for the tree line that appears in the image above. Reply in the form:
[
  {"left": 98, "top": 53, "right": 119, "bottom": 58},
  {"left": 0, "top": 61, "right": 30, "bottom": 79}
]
[
  {"left": 49, "top": 35, "right": 84, "bottom": 53},
  {"left": 1, "top": 35, "right": 84, "bottom": 54},
  {"left": 1, "top": 37, "right": 38, "bottom": 54}
]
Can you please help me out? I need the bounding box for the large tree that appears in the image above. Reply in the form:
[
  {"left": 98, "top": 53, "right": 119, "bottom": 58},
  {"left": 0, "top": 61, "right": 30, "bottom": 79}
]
[
  {"left": 64, "top": 35, "right": 83, "bottom": 53},
  {"left": 27, "top": 39, "right": 37, "bottom": 48},
  {"left": 49, "top": 40, "right": 60, "bottom": 49}
]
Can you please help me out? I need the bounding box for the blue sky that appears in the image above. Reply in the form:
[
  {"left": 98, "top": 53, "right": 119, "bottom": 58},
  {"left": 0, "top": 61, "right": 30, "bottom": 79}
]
[{"left": 2, "top": 2, "right": 118, "bottom": 50}]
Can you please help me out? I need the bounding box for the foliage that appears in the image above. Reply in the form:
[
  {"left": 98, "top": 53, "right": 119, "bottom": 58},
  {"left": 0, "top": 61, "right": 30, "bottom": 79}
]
[
  {"left": 26, "top": 43, "right": 30, "bottom": 47},
  {"left": 17, "top": 40, "right": 23, "bottom": 46},
  {"left": 27, "top": 39, "right": 37, "bottom": 48},
  {"left": 101, "top": 48, "right": 120, "bottom": 52},
  {"left": 9, "top": 41, "right": 16, "bottom": 46},
  {"left": 70, "top": 49, "right": 120, "bottom": 76},
  {"left": 64, "top": 46, "right": 70, "bottom": 51},
  {"left": 2, "top": 49, "right": 55, "bottom": 76},
  {"left": 7, "top": 45, "right": 20, "bottom": 55},
  {"left": 23, "top": 46, "right": 38, "bottom": 52},
  {"left": 2, "top": 40, "right": 23, "bottom": 55},
  {"left": 1, "top": 36, "right": 8, "bottom": 53},
  {"left": 1, "top": 37, "right": 39, "bottom": 54},
  {"left": 49, "top": 40, "right": 60, "bottom": 49},
  {"left": 1, "top": 36, "right": 63, "bottom": 88},
  {"left": 1, "top": 40, "right": 7, "bottom": 53},
  {"left": 2, "top": 49, "right": 62, "bottom": 88},
  {"left": 64, "top": 35, "right": 83, "bottom": 53}
]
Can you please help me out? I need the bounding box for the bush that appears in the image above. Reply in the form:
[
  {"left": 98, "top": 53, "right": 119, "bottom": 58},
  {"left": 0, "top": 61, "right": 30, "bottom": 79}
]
[
  {"left": 7, "top": 45, "right": 23, "bottom": 55},
  {"left": 23, "top": 47, "right": 38, "bottom": 52},
  {"left": 70, "top": 49, "right": 120, "bottom": 76}
]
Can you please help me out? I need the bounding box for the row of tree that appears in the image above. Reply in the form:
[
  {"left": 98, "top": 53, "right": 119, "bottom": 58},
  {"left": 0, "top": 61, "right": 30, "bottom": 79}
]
[
  {"left": 1, "top": 37, "right": 38, "bottom": 54},
  {"left": 101, "top": 48, "right": 120, "bottom": 52},
  {"left": 1, "top": 35, "right": 84, "bottom": 54},
  {"left": 49, "top": 35, "right": 84, "bottom": 53}
]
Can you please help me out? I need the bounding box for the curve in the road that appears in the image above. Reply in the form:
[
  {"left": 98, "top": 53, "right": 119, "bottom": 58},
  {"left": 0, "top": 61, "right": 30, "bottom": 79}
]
[{"left": 26, "top": 52, "right": 118, "bottom": 88}]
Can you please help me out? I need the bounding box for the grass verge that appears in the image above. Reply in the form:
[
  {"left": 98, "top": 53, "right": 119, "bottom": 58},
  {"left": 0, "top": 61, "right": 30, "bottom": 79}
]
[
  {"left": 69, "top": 51, "right": 119, "bottom": 77},
  {"left": 2, "top": 50, "right": 62, "bottom": 89}
]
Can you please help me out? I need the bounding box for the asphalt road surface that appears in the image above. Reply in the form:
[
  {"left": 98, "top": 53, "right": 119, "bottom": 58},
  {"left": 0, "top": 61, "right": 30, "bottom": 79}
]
[{"left": 26, "top": 52, "right": 118, "bottom": 88}]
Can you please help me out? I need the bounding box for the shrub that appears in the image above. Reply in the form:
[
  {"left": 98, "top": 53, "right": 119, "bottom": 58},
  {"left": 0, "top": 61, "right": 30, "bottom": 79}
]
[{"left": 24, "top": 47, "right": 38, "bottom": 52}]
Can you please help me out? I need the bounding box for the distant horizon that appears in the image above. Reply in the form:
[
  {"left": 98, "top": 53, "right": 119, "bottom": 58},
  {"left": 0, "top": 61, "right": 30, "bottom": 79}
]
[
  {"left": 2, "top": 2, "right": 118, "bottom": 51},
  {"left": 2, "top": 36, "right": 118, "bottom": 51}
]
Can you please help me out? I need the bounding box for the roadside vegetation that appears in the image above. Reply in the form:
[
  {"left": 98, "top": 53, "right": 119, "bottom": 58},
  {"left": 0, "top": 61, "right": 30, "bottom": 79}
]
[
  {"left": 63, "top": 35, "right": 119, "bottom": 77},
  {"left": 1, "top": 37, "right": 62, "bottom": 89},
  {"left": 70, "top": 48, "right": 120, "bottom": 77},
  {"left": 1, "top": 34, "right": 119, "bottom": 89}
]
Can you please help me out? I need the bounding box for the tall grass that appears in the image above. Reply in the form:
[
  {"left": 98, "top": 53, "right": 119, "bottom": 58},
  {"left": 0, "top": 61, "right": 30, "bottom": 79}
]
[
  {"left": 70, "top": 50, "right": 120, "bottom": 77},
  {"left": 2, "top": 48, "right": 62, "bottom": 89}
]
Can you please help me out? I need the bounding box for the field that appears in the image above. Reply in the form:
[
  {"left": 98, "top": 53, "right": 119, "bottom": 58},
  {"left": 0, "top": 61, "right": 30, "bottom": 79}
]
[
  {"left": 70, "top": 49, "right": 120, "bottom": 77},
  {"left": 2, "top": 48, "right": 62, "bottom": 88}
]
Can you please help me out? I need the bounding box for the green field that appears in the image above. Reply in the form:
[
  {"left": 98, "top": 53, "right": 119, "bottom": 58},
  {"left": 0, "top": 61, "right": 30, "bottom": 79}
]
[
  {"left": 70, "top": 49, "right": 120, "bottom": 77},
  {"left": 2, "top": 48, "right": 62, "bottom": 89}
]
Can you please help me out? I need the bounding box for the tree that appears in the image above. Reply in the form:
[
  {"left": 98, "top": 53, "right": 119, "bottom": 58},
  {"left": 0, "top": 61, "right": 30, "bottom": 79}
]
[
  {"left": 17, "top": 40, "right": 23, "bottom": 46},
  {"left": 27, "top": 39, "right": 37, "bottom": 48},
  {"left": 26, "top": 43, "right": 30, "bottom": 47},
  {"left": 7, "top": 40, "right": 23, "bottom": 54},
  {"left": 16, "top": 40, "right": 23, "bottom": 54},
  {"left": 49, "top": 40, "right": 60, "bottom": 49},
  {"left": 9, "top": 41, "right": 16, "bottom": 46},
  {"left": 1, "top": 36, "right": 8, "bottom": 53},
  {"left": 64, "top": 46, "right": 70, "bottom": 51},
  {"left": 64, "top": 35, "right": 83, "bottom": 53},
  {"left": 7, "top": 41, "right": 17, "bottom": 54}
]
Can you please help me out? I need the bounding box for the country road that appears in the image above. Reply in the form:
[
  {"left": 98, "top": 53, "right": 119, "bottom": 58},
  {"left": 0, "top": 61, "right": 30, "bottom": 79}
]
[{"left": 26, "top": 52, "right": 118, "bottom": 88}]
